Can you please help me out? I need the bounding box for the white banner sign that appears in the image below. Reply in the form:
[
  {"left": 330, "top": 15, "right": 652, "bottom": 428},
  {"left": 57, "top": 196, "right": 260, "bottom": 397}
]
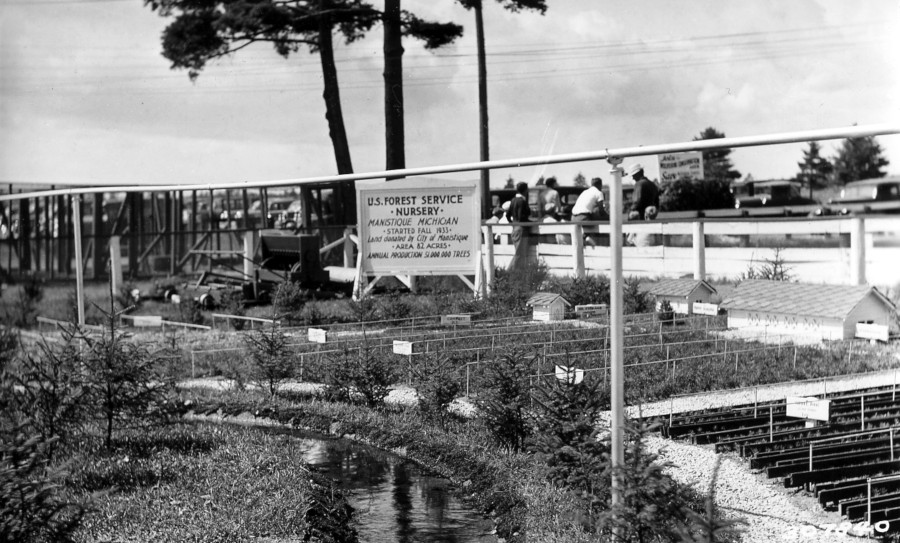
[
  {"left": 575, "top": 304, "right": 608, "bottom": 318},
  {"left": 393, "top": 340, "right": 414, "bottom": 356},
  {"left": 308, "top": 328, "right": 327, "bottom": 344},
  {"left": 441, "top": 314, "right": 472, "bottom": 326},
  {"left": 357, "top": 178, "right": 482, "bottom": 276},
  {"left": 658, "top": 151, "right": 704, "bottom": 183},
  {"left": 856, "top": 323, "right": 889, "bottom": 342},
  {"left": 693, "top": 302, "right": 719, "bottom": 316},
  {"left": 786, "top": 396, "right": 830, "bottom": 421}
]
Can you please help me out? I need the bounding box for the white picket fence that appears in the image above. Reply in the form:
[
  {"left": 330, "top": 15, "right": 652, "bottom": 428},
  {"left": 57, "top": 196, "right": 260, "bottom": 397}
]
[{"left": 482, "top": 215, "right": 900, "bottom": 287}]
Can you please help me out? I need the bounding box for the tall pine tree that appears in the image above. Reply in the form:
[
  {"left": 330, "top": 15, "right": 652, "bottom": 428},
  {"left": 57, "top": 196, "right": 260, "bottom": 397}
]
[
  {"left": 832, "top": 135, "right": 889, "bottom": 185},
  {"left": 796, "top": 141, "right": 833, "bottom": 194},
  {"left": 693, "top": 127, "right": 741, "bottom": 183}
]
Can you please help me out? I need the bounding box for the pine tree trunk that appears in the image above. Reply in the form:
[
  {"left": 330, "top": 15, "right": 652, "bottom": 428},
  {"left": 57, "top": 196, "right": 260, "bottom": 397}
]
[
  {"left": 318, "top": 0, "right": 354, "bottom": 175},
  {"left": 383, "top": 0, "right": 405, "bottom": 176},
  {"left": 475, "top": 1, "right": 491, "bottom": 219}
]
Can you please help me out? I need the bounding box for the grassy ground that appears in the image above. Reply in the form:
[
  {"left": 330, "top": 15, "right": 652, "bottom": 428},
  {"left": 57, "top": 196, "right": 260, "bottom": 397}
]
[{"left": 65, "top": 422, "right": 356, "bottom": 543}]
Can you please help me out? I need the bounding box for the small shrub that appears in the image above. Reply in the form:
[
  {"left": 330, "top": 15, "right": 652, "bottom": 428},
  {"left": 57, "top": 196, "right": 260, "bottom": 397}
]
[
  {"left": 218, "top": 290, "right": 246, "bottom": 330},
  {"left": 13, "top": 274, "right": 43, "bottom": 327},
  {"left": 741, "top": 247, "right": 792, "bottom": 282},
  {"left": 529, "top": 371, "right": 610, "bottom": 505},
  {"left": 657, "top": 299, "right": 675, "bottom": 325},
  {"left": 547, "top": 274, "right": 610, "bottom": 310},
  {"left": 0, "top": 430, "right": 88, "bottom": 543},
  {"left": 476, "top": 348, "right": 536, "bottom": 453},
  {"left": 243, "top": 323, "right": 294, "bottom": 396},
  {"left": 299, "top": 301, "right": 325, "bottom": 326},
  {"left": 599, "top": 420, "right": 705, "bottom": 542},
  {"left": 324, "top": 345, "right": 395, "bottom": 408},
  {"left": 273, "top": 281, "right": 310, "bottom": 315},
  {"left": 487, "top": 261, "right": 549, "bottom": 318},
  {"left": 376, "top": 293, "right": 414, "bottom": 326},
  {"left": 623, "top": 276, "right": 651, "bottom": 315},
  {"left": 12, "top": 328, "right": 90, "bottom": 458},
  {"left": 81, "top": 283, "right": 175, "bottom": 449},
  {"left": 414, "top": 354, "right": 462, "bottom": 428},
  {"left": 177, "top": 298, "right": 205, "bottom": 326}
]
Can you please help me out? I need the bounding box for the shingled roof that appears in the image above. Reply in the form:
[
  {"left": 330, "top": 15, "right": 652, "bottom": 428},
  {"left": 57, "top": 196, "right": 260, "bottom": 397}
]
[
  {"left": 719, "top": 280, "right": 895, "bottom": 319},
  {"left": 648, "top": 278, "right": 716, "bottom": 298},
  {"left": 526, "top": 293, "right": 571, "bottom": 307}
]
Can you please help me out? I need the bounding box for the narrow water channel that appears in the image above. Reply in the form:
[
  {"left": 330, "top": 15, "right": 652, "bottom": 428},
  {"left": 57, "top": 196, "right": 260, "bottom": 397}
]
[{"left": 267, "top": 427, "right": 493, "bottom": 542}]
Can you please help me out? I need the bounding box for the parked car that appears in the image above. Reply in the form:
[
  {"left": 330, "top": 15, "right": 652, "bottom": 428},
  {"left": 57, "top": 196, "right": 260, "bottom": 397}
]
[
  {"left": 248, "top": 197, "right": 295, "bottom": 228},
  {"left": 733, "top": 180, "right": 818, "bottom": 216},
  {"left": 734, "top": 180, "right": 816, "bottom": 208},
  {"left": 274, "top": 199, "right": 304, "bottom": 230},
  {"left": 821, "top": 177, "right": 900, "bottom": 215}
]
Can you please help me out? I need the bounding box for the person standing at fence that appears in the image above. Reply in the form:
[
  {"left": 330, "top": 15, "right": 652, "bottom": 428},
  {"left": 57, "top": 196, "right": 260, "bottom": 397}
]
[
  {"left": 541, "top": 177, "right": 561, "bottom": 218},
  {"left": 541, "top": 203, "right": 570, "bottom": 244},
  {"left": 625, "top": 164, "right": 659, "bottom": 220},
  {"left": 571, "top": 177, "right": 607, "bottom": 246},
  {"left": 625, "top": 163, "right": 660, "bottom": 246},
  {"left": 506, "top": 182, "right": 532, "bottom": 270}
]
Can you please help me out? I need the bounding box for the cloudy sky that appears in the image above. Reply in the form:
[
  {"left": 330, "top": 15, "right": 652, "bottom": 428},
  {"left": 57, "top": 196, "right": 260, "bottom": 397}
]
[{"left": 1, "top": 0, "right": 899, "bottom": 190}]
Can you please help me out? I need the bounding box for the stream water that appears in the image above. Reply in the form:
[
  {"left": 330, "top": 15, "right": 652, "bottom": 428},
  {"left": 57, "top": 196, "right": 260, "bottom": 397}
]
[{"left": 268, "top": 427, "right": 493, "bottom": 543}]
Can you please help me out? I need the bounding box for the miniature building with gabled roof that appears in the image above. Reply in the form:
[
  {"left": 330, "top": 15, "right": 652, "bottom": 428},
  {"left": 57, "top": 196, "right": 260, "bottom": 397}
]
[
  {"left": 719, "top": 280, "right": 897, "bottom": 341},
  {"left": 648, "top": 278, "right": 717, "bottom": 315},
  {"left": 527, "top": 292, "right": 571, "bottom": 322}
]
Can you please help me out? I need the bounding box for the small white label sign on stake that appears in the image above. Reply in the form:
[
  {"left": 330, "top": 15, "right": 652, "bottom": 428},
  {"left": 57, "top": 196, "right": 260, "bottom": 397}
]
[
  {"left": 441, "top": 314, "right": 472, "bottom": 326},
  {"left": 785, "top": 396, "right": 830, "bottom": 421},
  {"left": 393, "top": 340, "right": 413, "bottom": 356},
  {"left": 308, "top": 328, "right": 327, "bottom": 344},
  {"left": 554, "top": 365, "right": 585, "bottom": 385}
]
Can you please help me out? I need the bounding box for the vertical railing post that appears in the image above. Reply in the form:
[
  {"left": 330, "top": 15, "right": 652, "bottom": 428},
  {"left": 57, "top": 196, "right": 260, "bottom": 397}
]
[
  {"left": 109, "top": 235, "right": 123, "bottom": 295},
  {"left": 572, "top": 223, "right": 585, "bottom": 278},
  {"left": 343, "top": 227, "right": 354, "bottom": 268},
  {"left": 72, "top": 195, "right": 85, "bottom": 326},
  {"left": 607, "top": 155, "right": 625, "bottom": 528},
  {"left": 850, "top": 216, "right": 866, "bottom": 285},
  {"left": 692, "top": 220, "right": 706, "bottom": 280},
  {"left": 483, "top": 225, "right": 495, "bottom": 293},
  {"left": 243, "top": 231, "right": 254, "bottom": 281}
]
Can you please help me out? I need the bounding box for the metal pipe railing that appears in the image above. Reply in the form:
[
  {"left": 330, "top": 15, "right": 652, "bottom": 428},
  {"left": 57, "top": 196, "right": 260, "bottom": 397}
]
[{"left": 2, "top": 123, "right": 898, "bottom": 201}]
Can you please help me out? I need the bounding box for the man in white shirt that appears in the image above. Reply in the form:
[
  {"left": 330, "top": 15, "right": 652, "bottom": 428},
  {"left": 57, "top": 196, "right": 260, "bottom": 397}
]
[{"left": 571, "top": 177, "right": 606, "bottom": 221}]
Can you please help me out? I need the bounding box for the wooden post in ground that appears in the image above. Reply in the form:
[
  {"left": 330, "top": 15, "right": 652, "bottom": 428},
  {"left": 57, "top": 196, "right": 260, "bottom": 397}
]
[
  {"left": 692, "top": 220, "right": 705, "bottom": 280},
  {"left": 850, "top": 216, "right": 866, "bottom": 285},
  {"left": 572, "top": 223, "right": 585, "bottom": 278}
]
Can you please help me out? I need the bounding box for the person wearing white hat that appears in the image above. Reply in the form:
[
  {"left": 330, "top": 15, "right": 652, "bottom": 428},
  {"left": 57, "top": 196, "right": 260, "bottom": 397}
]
[
  {"left": 623, "top": 163, "right": 660, "bottom": 247},
  {"left": 624, "top": 163, "right": 659, "bottom": 221}
]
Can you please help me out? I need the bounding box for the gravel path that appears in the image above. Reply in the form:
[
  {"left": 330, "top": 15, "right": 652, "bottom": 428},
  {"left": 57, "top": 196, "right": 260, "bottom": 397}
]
[{"left": 624, "top": 369, "right": 900, "bottom": 543}]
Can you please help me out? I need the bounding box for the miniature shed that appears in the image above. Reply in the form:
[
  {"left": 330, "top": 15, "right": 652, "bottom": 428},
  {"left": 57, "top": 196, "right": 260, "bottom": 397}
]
[
  {"left": 648, "top": 278, "right": 717, "bottom": 315},
  {"left": 527, "top": 293, "right": 571, "bottom": 322},
  {"left": 719, "top": 280, "right": 897, "bottom": 341}
]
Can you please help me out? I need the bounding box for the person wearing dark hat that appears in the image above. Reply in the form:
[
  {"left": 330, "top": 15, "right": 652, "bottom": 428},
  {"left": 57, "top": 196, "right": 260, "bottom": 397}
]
[
  {"left": 506, "top": 181, "right": 532, "bottom": 270},
  {"left": 625, "top": 163, "right": 659, "bottom": 220}
]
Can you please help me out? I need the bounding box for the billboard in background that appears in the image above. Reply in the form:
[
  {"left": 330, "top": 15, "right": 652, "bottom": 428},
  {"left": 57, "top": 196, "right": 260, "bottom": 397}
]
[
  {"left": 356, "top": 178, "right": 481, "bottom": 276},
  {"left": 658, "top": 151, "right": 704, "bottom": 183}
]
